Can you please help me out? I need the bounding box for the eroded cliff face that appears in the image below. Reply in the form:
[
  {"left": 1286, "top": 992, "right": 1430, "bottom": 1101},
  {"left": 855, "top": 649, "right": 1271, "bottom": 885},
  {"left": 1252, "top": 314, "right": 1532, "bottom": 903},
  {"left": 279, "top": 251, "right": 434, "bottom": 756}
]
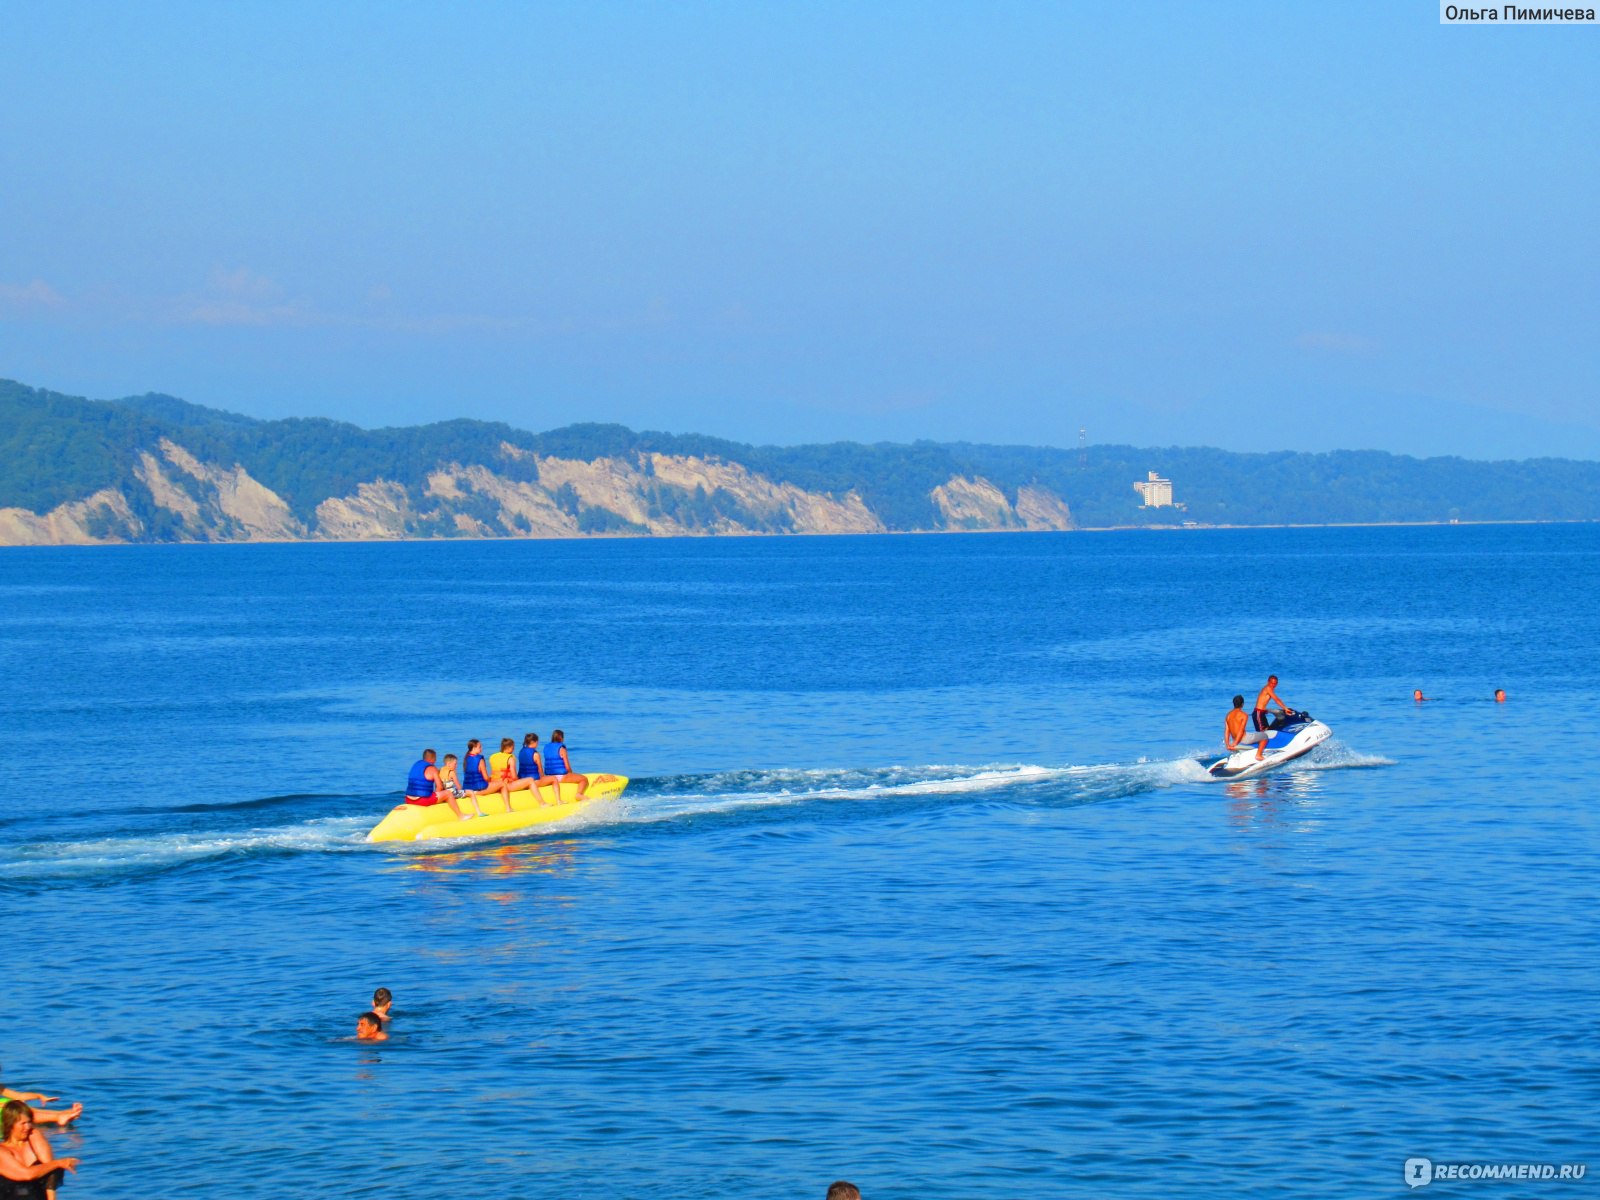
[
  {"left": 137, "top": 439, "right": 304, "bottom": 540},
  {"left": 1015, "top": 484, "right": 1075, "bottom": 531},
  {"left": 313, "top": 482, "right": 411, "bottom": 540},
  {"left": 0, "top": 440, "right": 1075, "bottom": 545},
  {"left": 0, "top": 489, "right": 139, "bottom": 546}
]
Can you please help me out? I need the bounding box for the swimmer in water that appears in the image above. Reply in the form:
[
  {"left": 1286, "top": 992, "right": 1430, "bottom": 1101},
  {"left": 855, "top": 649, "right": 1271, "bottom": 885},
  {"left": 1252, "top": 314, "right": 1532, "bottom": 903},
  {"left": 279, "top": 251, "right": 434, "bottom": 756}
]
[
  {"left": 0, "top": 1102, "right": 78, "bottom": 1200},
  {"left": 1413, "top": 689, "right": 1428, "bottom": 702},
  {"left": 0, "top": 1069, "right": 81, "bottom": 1128},
  {"left": 356, "top": 1013, "right": 388, "bottom": 1042},
  {"left": 371, "top": 988, "right": 392, "bottom": 1021},
  {"left": 1224, "top": 694, "right": 1272, "bottom": 761}
]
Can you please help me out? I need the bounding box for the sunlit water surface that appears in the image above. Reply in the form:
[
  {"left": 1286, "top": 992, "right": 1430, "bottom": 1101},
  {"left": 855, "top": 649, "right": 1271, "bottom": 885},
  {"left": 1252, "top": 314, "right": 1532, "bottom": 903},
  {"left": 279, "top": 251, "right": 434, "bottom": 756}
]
[{"left": 3, "top": 526, "right": 1596, "bottom": 1197}]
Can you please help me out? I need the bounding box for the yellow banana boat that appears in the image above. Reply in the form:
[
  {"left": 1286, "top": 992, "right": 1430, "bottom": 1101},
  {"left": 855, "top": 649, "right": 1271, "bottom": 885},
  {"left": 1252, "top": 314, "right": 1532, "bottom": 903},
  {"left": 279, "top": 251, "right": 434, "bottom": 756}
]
[{"left": 366, "top": 774, "right": 629, "bottom": 843}]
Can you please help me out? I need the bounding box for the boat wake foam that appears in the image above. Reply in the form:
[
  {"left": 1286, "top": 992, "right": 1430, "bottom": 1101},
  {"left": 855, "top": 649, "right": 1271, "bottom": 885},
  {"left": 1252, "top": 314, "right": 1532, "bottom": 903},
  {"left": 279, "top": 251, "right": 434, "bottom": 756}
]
[{"left": 0, "top": 753, "right": 1297, "bottom": 881}]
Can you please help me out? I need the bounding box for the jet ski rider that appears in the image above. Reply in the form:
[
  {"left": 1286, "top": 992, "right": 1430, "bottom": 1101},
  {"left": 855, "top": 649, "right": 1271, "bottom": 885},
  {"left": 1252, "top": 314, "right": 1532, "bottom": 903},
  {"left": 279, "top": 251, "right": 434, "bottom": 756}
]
[
  {"left": 1225, "top": 695, "right": 1271, "bottom": 762},
  {"left": 1253, "top": 675, "right": 1292, "bottom": 732}
]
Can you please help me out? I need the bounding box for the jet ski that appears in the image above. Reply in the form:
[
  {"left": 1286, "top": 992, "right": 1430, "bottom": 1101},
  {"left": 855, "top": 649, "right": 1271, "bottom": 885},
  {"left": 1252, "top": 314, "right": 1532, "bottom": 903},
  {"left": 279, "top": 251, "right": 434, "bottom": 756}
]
[{"left": 1205, "top": 709, "right": 1331, "bottom": 779}]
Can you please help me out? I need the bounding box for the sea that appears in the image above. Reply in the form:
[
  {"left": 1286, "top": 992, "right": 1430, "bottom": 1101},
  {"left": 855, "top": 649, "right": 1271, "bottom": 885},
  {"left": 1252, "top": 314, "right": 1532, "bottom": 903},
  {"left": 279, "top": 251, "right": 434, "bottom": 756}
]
[{"left": 2, "top": 525, "right": 1595, "bottom": 1198}]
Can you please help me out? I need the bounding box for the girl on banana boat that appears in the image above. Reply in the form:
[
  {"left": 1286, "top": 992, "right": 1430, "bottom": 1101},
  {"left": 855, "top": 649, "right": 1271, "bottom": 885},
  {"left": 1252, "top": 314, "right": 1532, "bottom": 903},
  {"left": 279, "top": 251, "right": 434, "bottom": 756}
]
[
  {"left": 542, "top": 729, "right": 589, "bottom": 799},
  {"left": 403, "top": 731, "right": 602, "bottom": 820},
  {"left": 459, "top": 739, "right": 513, "bottom": 815}
]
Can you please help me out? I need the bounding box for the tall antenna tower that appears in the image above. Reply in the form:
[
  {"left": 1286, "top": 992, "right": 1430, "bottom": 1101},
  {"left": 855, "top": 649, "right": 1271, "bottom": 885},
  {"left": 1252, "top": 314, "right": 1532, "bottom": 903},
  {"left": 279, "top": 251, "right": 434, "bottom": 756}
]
[{"left": 1078, "top": 426, "right": 1087, "bottom": 470}]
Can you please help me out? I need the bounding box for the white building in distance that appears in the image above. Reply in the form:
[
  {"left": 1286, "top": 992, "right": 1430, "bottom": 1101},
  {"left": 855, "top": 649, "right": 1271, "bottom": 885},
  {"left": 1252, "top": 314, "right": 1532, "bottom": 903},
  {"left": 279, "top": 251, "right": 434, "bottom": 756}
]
[{"left": 1134, "top": 471, "right": 1174, "bottom": 508}]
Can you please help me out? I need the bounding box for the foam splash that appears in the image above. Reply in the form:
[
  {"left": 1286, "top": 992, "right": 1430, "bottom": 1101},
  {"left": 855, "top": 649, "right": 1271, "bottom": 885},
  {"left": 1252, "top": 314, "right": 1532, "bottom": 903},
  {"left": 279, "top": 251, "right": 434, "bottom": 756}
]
[
  {"left": 616, "top": 758, "right": 1213, "bottom": 824},
  {"left": 1302, "top": 740, "right": 1395, "bottom": 770},
  {"left": 0, "top": 816, "right": 373, "bottom": 882},
  {"left": 0, "top": 758, "right": 1219, "bottom": 879}
]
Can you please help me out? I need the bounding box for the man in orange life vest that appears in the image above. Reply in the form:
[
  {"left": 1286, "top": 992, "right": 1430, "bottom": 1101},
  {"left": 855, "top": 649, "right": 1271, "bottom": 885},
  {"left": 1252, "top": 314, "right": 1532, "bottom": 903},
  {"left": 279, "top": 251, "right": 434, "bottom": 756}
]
[{"left": 1225, "top": 695, "right": 1272, "bottom": 761}]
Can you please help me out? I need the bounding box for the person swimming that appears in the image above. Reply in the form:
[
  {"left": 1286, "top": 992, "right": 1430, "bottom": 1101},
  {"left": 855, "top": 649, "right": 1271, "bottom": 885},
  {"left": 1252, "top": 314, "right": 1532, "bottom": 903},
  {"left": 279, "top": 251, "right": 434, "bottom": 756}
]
[
  {"left": 0, "top": 1069, "right": 80, "bottom": 1128},
  {"left": 0, "top": 1102, "right": 77, "bottom": 1200},
  {"left": 356, "top": 1013, "right": 387, "bottom": 1042},
  {"left": 371, "top": 988, "right": 392, "bottom": 1021}
]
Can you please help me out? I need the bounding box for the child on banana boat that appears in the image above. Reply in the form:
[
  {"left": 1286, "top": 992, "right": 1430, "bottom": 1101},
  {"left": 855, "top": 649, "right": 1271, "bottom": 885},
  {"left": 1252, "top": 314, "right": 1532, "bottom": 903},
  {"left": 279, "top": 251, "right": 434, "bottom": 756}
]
[
  {"left": 459, "top": 739, "right": 513, "bottom": 815},
  {"left": 542, "top": 729, "right": 590, "bottom": 801},
  {"left": 518, "top": 733, "right": 563, "bottom": 806},
  {"left": 488, "top": 738, "right": 543, "bottom": 806},
  {"left": 404, "top": 730, "right": 618, "bottom": 822}
]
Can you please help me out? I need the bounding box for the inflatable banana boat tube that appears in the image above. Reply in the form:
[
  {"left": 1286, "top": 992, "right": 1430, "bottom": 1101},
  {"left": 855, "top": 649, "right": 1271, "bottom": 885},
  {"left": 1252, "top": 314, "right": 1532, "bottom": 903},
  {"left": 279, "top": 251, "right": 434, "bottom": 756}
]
[{"left": 367, "top": 774, "right": 629, "bottom": 843}]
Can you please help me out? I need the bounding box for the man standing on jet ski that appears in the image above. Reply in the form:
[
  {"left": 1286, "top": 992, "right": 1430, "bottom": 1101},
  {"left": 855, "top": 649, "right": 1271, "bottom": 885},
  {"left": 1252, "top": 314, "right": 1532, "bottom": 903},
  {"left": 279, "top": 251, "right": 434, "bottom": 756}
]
[
  {"left": 1225, "top": 695, "right": 1271, "bottom": 761},
  {"left": 1253, "top": 675, "right": 1292, "bottom": 732}
]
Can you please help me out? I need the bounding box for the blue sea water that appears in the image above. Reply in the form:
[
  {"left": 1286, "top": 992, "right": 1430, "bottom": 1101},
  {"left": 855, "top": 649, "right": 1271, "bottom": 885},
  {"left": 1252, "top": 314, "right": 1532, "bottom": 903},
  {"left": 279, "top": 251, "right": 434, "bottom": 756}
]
[{"left": 2, "top": 525, "right": 1596, "bottom": 1198}]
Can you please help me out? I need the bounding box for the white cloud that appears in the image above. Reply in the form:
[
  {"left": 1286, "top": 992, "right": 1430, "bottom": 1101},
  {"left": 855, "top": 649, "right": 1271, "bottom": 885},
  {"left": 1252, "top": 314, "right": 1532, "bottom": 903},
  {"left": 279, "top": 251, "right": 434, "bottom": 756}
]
[{"left": 0, "top": 279, "right": 67, "bottom": 312}]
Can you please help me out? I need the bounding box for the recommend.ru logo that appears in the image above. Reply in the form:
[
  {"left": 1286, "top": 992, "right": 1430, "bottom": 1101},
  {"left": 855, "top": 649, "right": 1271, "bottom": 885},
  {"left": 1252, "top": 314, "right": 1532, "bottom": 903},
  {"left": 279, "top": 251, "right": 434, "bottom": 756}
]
[{"left": 1405, "top": 1156, "right": 1587, "bottom": 1186}]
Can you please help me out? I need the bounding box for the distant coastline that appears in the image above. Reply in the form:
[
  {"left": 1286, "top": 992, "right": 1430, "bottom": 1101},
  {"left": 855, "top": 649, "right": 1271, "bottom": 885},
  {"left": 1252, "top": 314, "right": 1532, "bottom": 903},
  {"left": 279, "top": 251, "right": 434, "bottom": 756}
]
[{"left": 5, "top": 376, "right": 1600, "bottom": 547}]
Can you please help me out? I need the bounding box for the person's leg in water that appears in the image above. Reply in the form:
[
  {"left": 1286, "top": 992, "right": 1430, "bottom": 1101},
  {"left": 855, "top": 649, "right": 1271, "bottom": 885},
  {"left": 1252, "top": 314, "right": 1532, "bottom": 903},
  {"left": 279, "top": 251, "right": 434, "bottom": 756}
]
[{"left": 28, "top": 1124, "right": 64, "bottom": 1200}]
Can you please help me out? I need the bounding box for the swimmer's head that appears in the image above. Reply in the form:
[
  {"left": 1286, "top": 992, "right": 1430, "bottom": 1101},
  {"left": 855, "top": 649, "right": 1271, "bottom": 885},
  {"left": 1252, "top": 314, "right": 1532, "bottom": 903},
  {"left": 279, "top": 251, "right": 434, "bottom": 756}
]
[
  {"left": 421, "top": 748, "right": 436, "bottom": 762},
  {"left": 1232, "top": 695, "right": 1244, "bottom": 709},
  {"left": 1267, "top": 675, "right": 1278, "bottom": 685},
  {"left": 501, "top": 738, "right": 515, "bottom": 752},
  {"left": 467, "top": 739, "right": 481, "bottom": 753},
  {"left": 373, "top": 987, "right": 392, "bottom": 1007},
  {"left": 1413, "top": 690, "right": 1424, "bottom": 701},
  {"left": 551, "top": 729, "right": 565, "bottom": 743},
  {"left": 825, "top": 1183, "right": 861, "bottom": 1200},
  {"left": 1, "top": 1101, "right": 34, "bottom": 1141},
  {"left": 1495, "top": 688, "right": 1507, "bottom": 702},
  {"left": 357, "top": 1013, "right": 386, "bottom": 1040},
  {"left": 524, "top": 732, "right": 538, "bottom": 746}
]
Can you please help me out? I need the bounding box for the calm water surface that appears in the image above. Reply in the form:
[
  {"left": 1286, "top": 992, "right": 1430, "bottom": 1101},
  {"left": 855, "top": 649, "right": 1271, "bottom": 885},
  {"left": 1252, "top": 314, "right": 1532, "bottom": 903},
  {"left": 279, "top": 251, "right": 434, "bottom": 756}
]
[{"left": 2, "top": 526, "right": 1596, "bottom": 1198}]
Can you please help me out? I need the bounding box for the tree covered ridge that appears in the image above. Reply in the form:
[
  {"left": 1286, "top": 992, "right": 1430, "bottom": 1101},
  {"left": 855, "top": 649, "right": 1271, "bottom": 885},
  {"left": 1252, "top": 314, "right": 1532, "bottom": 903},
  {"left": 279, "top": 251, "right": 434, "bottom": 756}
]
[{"left": 3, "top": 377, "right": 1600, "bottom": 533}]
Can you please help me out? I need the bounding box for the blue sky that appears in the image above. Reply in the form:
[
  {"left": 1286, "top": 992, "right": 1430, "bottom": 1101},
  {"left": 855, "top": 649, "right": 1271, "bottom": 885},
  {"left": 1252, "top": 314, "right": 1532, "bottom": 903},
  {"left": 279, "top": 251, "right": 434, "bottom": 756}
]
[{"left": 2, "top": 2, "right": 1597, "bottom": 458}]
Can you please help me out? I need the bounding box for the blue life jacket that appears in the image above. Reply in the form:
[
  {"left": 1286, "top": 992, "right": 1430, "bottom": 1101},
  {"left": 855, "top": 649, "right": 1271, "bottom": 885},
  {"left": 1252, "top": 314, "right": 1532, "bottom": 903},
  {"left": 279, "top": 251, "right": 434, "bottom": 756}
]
[
  {"left": 542, "top": 743, "right": 567, "bottom": 775},
  {"left": 406, "top": 759, "right": 435, "bottom": 798},
  {"left": 463, "top": 753, "right": 488, "bottom": 790},
  {"left": 518, "top": 745, "right": 540, "bottom": 778}
]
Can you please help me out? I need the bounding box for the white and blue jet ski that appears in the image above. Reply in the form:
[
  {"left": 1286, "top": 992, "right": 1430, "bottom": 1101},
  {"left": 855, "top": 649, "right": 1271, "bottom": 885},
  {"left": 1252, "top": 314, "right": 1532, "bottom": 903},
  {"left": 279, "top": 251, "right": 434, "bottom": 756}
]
[{"left": 1205, "top": 709, "right": 1332, "bottom": 780}]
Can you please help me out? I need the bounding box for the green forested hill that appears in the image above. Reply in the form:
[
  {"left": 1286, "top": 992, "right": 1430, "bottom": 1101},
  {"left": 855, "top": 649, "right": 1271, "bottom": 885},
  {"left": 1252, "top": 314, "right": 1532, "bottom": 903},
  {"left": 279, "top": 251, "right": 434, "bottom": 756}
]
[{"left": 3, "top": 377, "right": 1599, "bottom": 535}]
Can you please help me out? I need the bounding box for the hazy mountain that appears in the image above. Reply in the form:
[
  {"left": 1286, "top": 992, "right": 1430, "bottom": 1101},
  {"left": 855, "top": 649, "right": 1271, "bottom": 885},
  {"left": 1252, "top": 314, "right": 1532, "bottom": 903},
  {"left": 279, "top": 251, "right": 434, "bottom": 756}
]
[{"left": 2, "top": 377, "right": 1597, "bottom": 546}]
